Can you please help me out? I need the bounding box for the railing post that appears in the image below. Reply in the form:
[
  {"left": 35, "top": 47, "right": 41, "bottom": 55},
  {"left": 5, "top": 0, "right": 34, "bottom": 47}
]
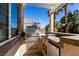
[
  {"left": 64, "top": 4, "right": 68, "bottom": 33},
  {"left": 17, "top": 4, "right": 24, "bottom": 34}
]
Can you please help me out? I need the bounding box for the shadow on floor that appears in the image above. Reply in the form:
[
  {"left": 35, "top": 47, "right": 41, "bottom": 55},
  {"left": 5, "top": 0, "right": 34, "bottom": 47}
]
[{"left": 23, "top": 49, "right": 43, "bottom": 56}]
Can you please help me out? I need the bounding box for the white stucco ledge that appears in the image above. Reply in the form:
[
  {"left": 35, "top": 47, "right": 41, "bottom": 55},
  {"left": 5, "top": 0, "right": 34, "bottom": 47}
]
[
  {"left": 60, "top": 35, "right": 79, "bottom": 41},
  {"left": 47, "top": 36, "right": 60, "bottom": 42},
  {"left": 46, "top": 32, "right": 78, "bottom": 36},
  {"left": 46, "top": 32, "right": 79, "bottom": 41}
]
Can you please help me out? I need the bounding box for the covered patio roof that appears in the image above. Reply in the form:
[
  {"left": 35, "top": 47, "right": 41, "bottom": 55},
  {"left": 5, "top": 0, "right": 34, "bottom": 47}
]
[{"left": 23, "top": 3, "right": 66, "bottom": 13}]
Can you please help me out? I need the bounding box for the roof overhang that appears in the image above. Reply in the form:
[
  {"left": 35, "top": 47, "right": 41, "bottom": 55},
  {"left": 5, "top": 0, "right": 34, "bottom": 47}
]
[
  {"left": 25, "top": 3, "right": 62, "bottom": 9},
  {"left": 23, "top": 3, "right": 67, "bottom": 13}
]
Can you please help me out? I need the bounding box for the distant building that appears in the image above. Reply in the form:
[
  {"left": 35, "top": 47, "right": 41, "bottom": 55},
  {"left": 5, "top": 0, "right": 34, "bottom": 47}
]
[
  {"left": 24, "top": 19, "right": 35, "bottom": 32},
  {"left": 24, "top": 19, "right": 40, "bottom": 33}
]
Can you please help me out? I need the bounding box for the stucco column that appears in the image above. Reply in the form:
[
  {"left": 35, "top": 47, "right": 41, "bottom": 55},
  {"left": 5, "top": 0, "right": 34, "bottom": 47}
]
[
  {"left": 64, "top": 4, "right": 68, "bottom": 33},
  {"left": 49, "top": 12, "right": 55, "bottom": 32},
  {"left": 20, "top": 4, "right": 24, "bottom": 32},
  {"left": 17, "top": 4, "right": 24, "bottom": 33}
]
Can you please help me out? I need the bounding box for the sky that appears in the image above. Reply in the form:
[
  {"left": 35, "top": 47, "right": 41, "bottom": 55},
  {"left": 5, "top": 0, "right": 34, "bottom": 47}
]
[
  {"left": 56, "top": 3, "right": 79, "bottom": 22},
  {"left": 11, "top": 3, "right": 79, "bottom": 28},
  {"left": 24, "top": 4, "right": 50, "bottom": 28}
]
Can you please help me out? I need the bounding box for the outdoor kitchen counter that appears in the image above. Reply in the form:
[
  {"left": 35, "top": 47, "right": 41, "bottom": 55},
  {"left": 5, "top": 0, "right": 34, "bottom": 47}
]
[
  {"left": 46, "top": 32, "right": 79, "bottom": 41},
  {"left": 47, "top": 33, "right": 79, "bottom": 56},
  {"left": 59, "top": 35, "right": 79, "bottom": 56},
  {"left": 60, "top": 35, "right": 79, "bottom": 41}
]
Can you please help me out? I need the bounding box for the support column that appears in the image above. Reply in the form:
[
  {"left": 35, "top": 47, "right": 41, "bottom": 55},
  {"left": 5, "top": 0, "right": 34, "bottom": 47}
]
[
  {"left": 64, "top": 4, "right": 68, "bottom": 33},
  {"left": 20, "top": 4, "right": 24, "bottom": 32},
  {"left": 49, "top": 12, "right": 56, "bottom": 32},
  {"left": 17, "top": 4, "right": 24, "bottom": 33},
  {"left": 54, "top": 12, "right": 56, "bottom": 32}
]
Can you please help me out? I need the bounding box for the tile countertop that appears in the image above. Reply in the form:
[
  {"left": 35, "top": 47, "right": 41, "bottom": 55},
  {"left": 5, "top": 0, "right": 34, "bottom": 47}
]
[
  {"left": 60, "top": 35, "right": 79, "bottom": 41},
  {"left": 46, "top": 32, "right": 79, "bottom": 41},
  {"left": 47, "top": 36, "right": 60, "bottom": 42}
]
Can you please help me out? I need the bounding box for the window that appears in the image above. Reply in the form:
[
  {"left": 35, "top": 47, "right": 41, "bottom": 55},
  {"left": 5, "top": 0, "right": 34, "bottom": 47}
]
[
  {"left": 0, "top": 3, "right": 9, "bottom": 42},
  {"left": 11, "top": 3, "right": 18, "bottom": 37}
]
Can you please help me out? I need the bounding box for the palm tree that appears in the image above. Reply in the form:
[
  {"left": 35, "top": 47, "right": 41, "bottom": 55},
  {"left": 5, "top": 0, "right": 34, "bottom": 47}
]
[
  {"left": 56, "top": 3, "right": 74, "bottom": 33},
  {"left": 44, "top": 24, "right": 50, "bottom": 32},
  {"left": 47, "top": 3, "right": 76, "bottom": 33},
  {"left": 59, "top": 10, "right": 79, "bottom": 33},
  {"left": 73, "top": 10, "right": 79, "bottom": 33}
]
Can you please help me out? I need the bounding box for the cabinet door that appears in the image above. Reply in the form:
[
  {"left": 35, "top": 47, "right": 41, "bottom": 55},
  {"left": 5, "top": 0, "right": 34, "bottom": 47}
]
[{"left": 47, "top": 43, "right": 59, "bottom": 56}]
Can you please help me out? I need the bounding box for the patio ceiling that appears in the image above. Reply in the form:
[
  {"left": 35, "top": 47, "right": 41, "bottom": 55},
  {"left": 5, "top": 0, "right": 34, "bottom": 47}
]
[{"left": 23, "top": 3, "right": 63, "bottom": 12}]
